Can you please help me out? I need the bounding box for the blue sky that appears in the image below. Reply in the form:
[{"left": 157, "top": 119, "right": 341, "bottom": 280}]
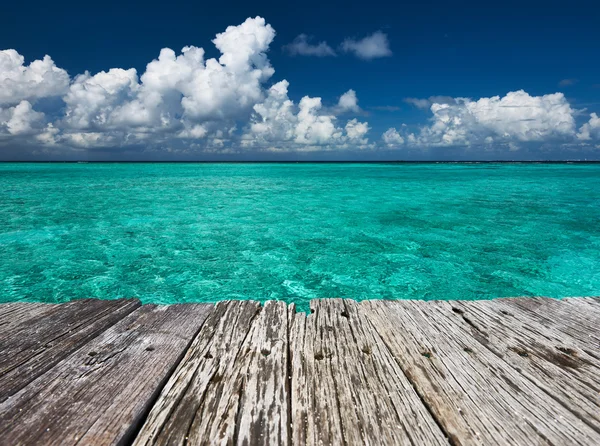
[{"left": 0, "top": 0, "right": 599, "bottom": 160}]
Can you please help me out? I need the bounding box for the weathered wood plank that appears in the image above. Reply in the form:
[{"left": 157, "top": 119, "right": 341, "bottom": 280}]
[
  {"left": 290, "top": 298, "right": 449, "bottom": 445},
  {"left": 233, "top": 300, "right": 290, "bottom": 446},
  {"left": 0, "top": 298, "right": 141, "bottom": 402},
  {"left": 0, "top": 302, "right": 57, "bottom": 332},
  {"left": 362, "top": 299, "right": 600, "bottom": 445},
  {"left": 133, "top": 300, "right": 263, "bottom": 445},
  {"left": 0, "top": 303, "right": 213, "bottom": 446},
  {"left": 437, "top": 299, "right": 600, "bottom": 433},
  {"left": 492, "top": 297, "right": 600, "bottom": 352}
]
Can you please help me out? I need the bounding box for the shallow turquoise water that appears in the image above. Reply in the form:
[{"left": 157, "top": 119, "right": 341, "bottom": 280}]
[{"left": 1, "top": 163, "right": 599, "bottom": 312}]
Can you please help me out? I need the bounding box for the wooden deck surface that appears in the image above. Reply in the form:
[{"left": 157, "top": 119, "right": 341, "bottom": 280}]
[{"left": 1, "top": 297, "right": 599, "bottom": 445}]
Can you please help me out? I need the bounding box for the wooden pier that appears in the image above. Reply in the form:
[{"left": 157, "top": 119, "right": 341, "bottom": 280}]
[{"left": 1, "top": 297, "right": 600, "bottom": 445}]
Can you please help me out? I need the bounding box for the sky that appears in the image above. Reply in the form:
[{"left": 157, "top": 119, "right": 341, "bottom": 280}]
[{"left": 0, "top": 0, "right": 599, "bottom": 161}]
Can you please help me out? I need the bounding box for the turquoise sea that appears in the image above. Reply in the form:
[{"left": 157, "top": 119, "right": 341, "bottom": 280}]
[{"left": 1, "top": 163, "right": 599, "bottom": 312}]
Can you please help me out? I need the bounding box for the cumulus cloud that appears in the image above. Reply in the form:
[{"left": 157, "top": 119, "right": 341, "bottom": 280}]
[
  {"left": 382, "top": 128, "right": 404, "bottom": 147},
  {"left": 345, "top": 119, "right": 370, "bottom": 142},
  {"left": 62, "top": 16, "right": 276, "bottom": 140},
  {"left": 2, "top": 17, "right": 600, "bottom": 158},
  {"left": 0, "top": 101, "right": 46, "bottom": 136},
  {"left": 337, "top": 89, "right": 360, "bottom": 113},
  {"left": 577, "top": 113, "right": 600, "bottom": 141},
  {"left": 0, "top": 50, "right": 69, "bottom": 106},
  {"left": 341, "top": 31, "right": 392, "bottom": 60},
  {"left": 405, "top": 90, "right": 578, "bottom": 147},
  {"left": 283, "top": 34, "right": 336, "bottom": 57},
  {"left": 244, "top": 80, "right": 370, "bottom": 150},
  {"left": 20, "top": 16, "right": 282, "bottom": 149}
]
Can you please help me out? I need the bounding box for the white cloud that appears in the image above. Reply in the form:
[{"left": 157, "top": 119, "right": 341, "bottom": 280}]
[
  {"left": 345, "top": 119, "right": 370, "bottom": 143},
  {"left": 341, "top": 31, "right": 392, "bottom": 60},
  {"left": 63, "top": 68, "right": 140, "bottom": 130},
  {"left": 382, "top": 128, "right": 404, "bottom": 147},
  {"left": 62, "top": 16, "right": 276, "bottom": 137},
  {"left": 2, "top": 17, "right": 599, "bottom": 157},
  {"left": 283, "top": 34, "right": 336, "bottom": 57},
  {"left": 0, "top": 50, "right": 69, "bottom": 105},
  {"left": 404, "top": 98, "right": 431, "bottom": 109},
  {"left": 337, "top": 89, "right": 360, "bottom": 113},
  {"left": 577, "top": 113, "right": 600, "bottom": 141},
  {"left": 407, "top": 90, "right": 577, "bottom": 147},
  {"left": 295, "top": 96, "right": 341, "bottom": 144},
  {"left": 404, "top": 96, "right": 454, "bottom": 110},
  {"left": 244, "top": 80, "right": 370, "bottom": 150},
  {"left": 0, "top": 101, "right": 45, "bottom": 136}
]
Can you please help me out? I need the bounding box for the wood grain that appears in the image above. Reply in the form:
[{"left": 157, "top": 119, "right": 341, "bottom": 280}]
[
  {"left": 290, "top": 298, "right": 449, "bottom": 445},
  {"left": 0, "top": 302, "right": 57, "bottom": 332},
  {"left": 449, "top": 299, "right": 600, "bottom": 430},
  {"left": 0, "top": 298, "right": 140, "bottom": 402},
  {"left": 0, "top": 303, "right": 212, "bottom": 446},
  {"left": 133, "top": 300, "right": 262, "bottom": 445},
  {"left": 1, "top": 297, "right": 600, "bottom": 445},
  {"left": 362, "top": 299, "right": 600, "bottom": 445}
]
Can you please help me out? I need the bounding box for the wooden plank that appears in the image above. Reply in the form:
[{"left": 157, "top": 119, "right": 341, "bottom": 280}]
[
  {"left": 0, "top": 303, "right": 213, "bottom": 446},
  {"left": 440, "top": 299, "right": 600, "bottom": 432},
  {"left": 563, "top": 296, "right": 600, "bottom": 313},
  {"left": 361, "top": 299, "right": 600, "bottom": 445},
  {"left": 233, "top": 300, "right": 290, "bottom": 446},
  {"left": 0, "top": 298, "right": 141, "bottom": 402},
  {"left": 491, "top": 297, "right": 600, "bottom": 352},
  {"left": 0, "top": 302, "right": 57, "bottom": 332},
  {"left": 290, "top": 298, "right": 449, "bottom": 445},
  {"left": 133, "top": 300, "right": 262, "bottom": 445}
]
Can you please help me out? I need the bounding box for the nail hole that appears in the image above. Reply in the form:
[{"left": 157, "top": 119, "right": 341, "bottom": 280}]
[
  {"left": 261, "top": 349, "right": 271, "bottom": 356},
  {"left": 451, "top": 307, "right": 464, "bottom": 314},
  {"left": 326, "top": 326, "right": 334, "bottom": 332},
  {"left": 513, "top": 348, "right": 529, "bottom": 357},
  {"left": 556, "top": 346, "right": 577, "bottom": 356},
  {"left": 340, "top": 311, "right": 349, "bottom": 318},
  {"left": 314, "top": 352, "right": 324, "bottom": 360},
  {"left": 145, "top": 346, "right": 155, "bottom": 352},
  {"left": 205, "top": 353, "right": 213, "bottom": 359},
  {"left": 464, "top": 347, "right": 473, "bottom": 354},
  {"left": 310, "top": 308, "right": 315, "bottom": 314},
  {"left": 88, "top": 351, "right": 97, "bottom": 357},
  {"left": 421, "top": 351, "right": 433, "bottom": 359},
  {"left": 362, "top": 346, "right": 372, "bottom": 355}
]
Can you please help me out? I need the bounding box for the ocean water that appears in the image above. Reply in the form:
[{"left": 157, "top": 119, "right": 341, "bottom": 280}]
[{"left": 1, "top": 162, "right": 599, "bottom": 312}]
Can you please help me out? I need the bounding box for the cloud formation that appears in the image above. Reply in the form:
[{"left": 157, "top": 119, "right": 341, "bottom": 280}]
[
  {"left": 243, "top": 80, "right": 370, "bottom": 150},
  {"left": 577, "top": 113, "right": 600, "bottom": 141},
  {"left": 0, "top": 101, "right": 45, "bottom": 136},
  {"left": 382, "top": 128, "right": 404, "bottom": 147},
  {"left": 1, "top": 17, "right": 599, "bottom": 159},
  {"left": 0, "top": 50, "right": 69, "bottom": 105},
  {"left": 283, "top": 34, "right": 336, "bottom": 57},
  {"left": 341, "top": 31, "right": 392, "bottom": 60},
  {"left": 384, "top": 90, "right": 597, "bottom": 149},
  {"left": 337, "top": 89, "right": 360, "bottom": 113},
  {"left": 0, "top": 17, "right": 367, "bottom": 153},
  {"left": 404, "top": 96, "right": 455, "bottom": 110}
]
